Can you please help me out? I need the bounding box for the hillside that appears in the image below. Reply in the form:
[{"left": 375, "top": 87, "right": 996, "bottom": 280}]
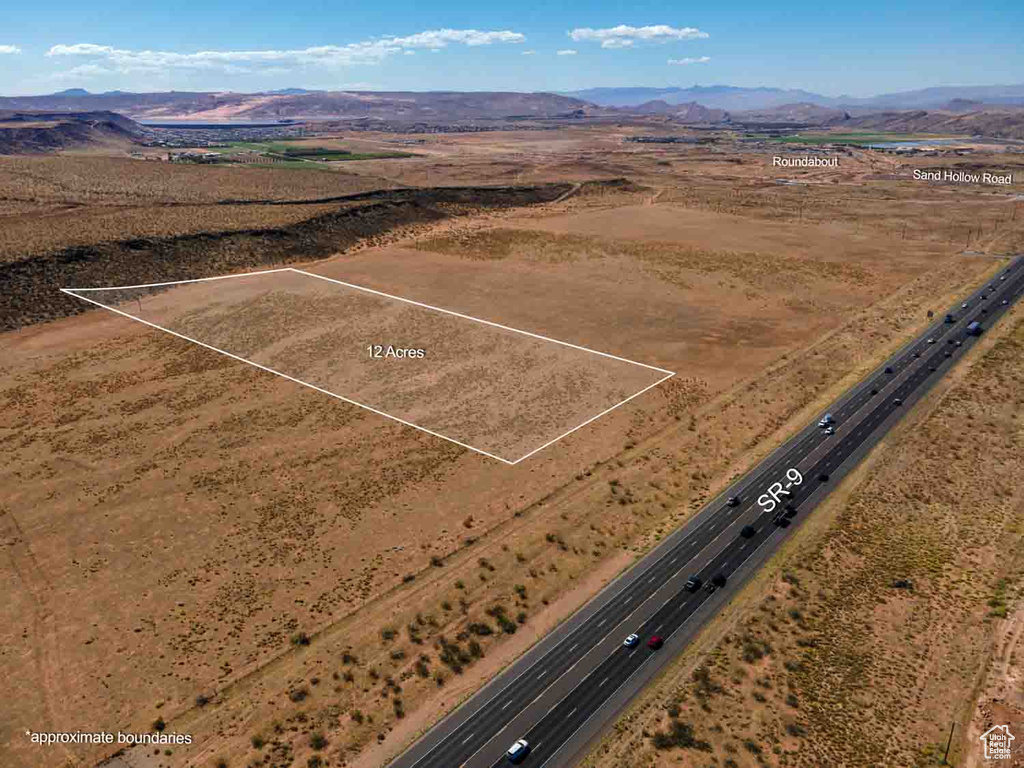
[
  {"left": 843, "top": 108, "right": 1024, "bottom": 140},
  {"left": 629, "top": 100, "right": 729, "bottom": 122},
  {"left": 0, "top": 111, "right": 144, "bottom": 154}
]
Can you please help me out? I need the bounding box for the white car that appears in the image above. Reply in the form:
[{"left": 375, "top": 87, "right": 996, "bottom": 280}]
[
  {"left": 927, "top": 338, "right": 936, "bottom": 344},
  {"left": 824, "top": 426, "right": 834, "bottom": 435},
  {"left": 624, "top": 633, "right": 640, "bottom": 648},
  {"left": 962, "top": 303, "right": 969, "bottom": 309},
  {"left": 506, "top": 739, "right": 530, "bottom": 763}
]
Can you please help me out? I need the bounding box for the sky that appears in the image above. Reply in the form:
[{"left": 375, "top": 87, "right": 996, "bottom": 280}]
[{"left": 0, "top": 0, "right": 1021, "bottom": 97}]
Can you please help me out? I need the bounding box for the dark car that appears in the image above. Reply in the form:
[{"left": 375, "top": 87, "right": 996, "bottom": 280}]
[
  {"left": 647, "top": 635, "right": 664, "bottom": 650},
  {"left": 928, "top": 366, "right": 936, "bottom": 372},
  {"left": 712, "top": 573, "right": 728, "bottom": 588},
  {"left": 884, "top": 366, "right": 894, "bottom": 373},
  {"left": 726, "top": 496, "right": 741, "bottom": 507},
  {"left": 944, "top": 351, "right": 952, "bottom": 357},
  {"left": 870, "top": 388, "right": 878, "bottom": 395},
  {"left": 913, "top": 351, "right": 921, "bottom": 358},
  {"left": 740, "top": 525, "right": 757, "bottom": 539},
  {"left": 684, "top": 575, "right": 702, "bottom": 592},
  {"left": 772, "top": 511, "right": 790, "bottom": 527},
  {"left": 784, "top": 503, "right": 798, "bottom": 517},
  {"left": 819, "top": 472, "right": 830, "bottom": 482}
]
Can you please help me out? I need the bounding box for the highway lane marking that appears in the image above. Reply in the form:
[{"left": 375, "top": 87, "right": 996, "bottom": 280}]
[
  {"left": 598, "top": 619, "right": 606, "bottom": 627},
  {"left": 501, "top": 700, "right": 512, "bottom": 711},
  {"left": 537, "top": 670, "right": 547, "bottom": 679},
  {"left": 519, "top": 270, "right": 1024, "bottom": 768},
  {"left": 410, "top": 275, "right": 1024, "bottom": 768},
  {"left": 568, "top": 643, "right": 578, "bottom": 652},
  {"left": 530, "top": 524, "right": 789, "bottom": 768},
  {"left": 599, "top": 677, "right": 608, "bottom": 688},
  {"left": 461, "top": 733, "right": 474, "bottom": 745}
]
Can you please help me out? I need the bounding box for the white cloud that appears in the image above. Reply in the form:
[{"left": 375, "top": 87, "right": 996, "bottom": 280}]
[
  {"left": 521, "top": 50, "right": 537, "bottom": 56},
  {"left": 404, "top": 50, "right": 416, "bottom": 56},
  {"left": 556, "top": 49, "right": 578, "bottom": 56},
  {"left": 45, "top": 29, "right": 526, "bottom": 75},
  {"left": 569, "top": 24, "right": 708, "bottom": 49},
  {"left": 0, "top": 44, "right": 22, "bottom": 55},
  {"left": 668, "top": 56, "right": 711, "bottom": 65}
]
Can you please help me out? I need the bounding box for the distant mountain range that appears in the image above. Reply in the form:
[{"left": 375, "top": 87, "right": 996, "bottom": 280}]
[
  {"left": 0, "top": 90, "right": 591, "bottom": 122},
  {"left": 561, "top": 84, "right": 1024, "bottom": 110},
  {"left": 2, "top": 85, "right": 1023, "bottom": 131}
]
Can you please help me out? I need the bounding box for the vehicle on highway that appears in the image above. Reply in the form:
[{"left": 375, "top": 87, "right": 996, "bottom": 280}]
[
  {"left": 894, "top": 398, "right": 903, "bottom": 405},
  {"left": 928, "top": 366, "right": 936, "bottom": 372},
  {"left": 962, "top": 302, "right": 969, "bottom": 309},
  {"left": 772, "top": 511, "right": 789, "bottom": 526},
  {"left": 712, "top": 573, "right": 727, "bottom": 587},
  {"left": 684, "top": 575, "right": 702, "bottom": 592},
  {"left": 784, "top": 503, "right": 798, "bottom": 517},
  {"left": 944, "top": 313, "right": 955, "bottom": 323},
  {"left": 726, "top": 496, "right": 741, "bottom": 507},
  {"left": 947, "top": 338, "right": 955, "bottom": 344},
  {"left": 818, "top": 413, "right": 834, "bottom": 427},
  {"left": 623, "top": 633, "right": 639, "bottom": 648},
  {"left": 927, "top": 337, "right": 936, "bottom": 344},
  {"left": 824, "top": 426, "right": 834, "bottom": 435},
  {"left": 740, "top": 525, "right": 757, "bottom": 539},
  {"left": 945, "top": 351, "right": 952, "bottom": 357},
  {"left": 647, "top": 636, "right": 664, "bottom": 650},
  {"left": 1001, "top": 276, "right": 1007, "bottom": 281},
  {"left": 955, "top": 340, "right": 962, "bottom": 347},
  {"left": 704, "top": 582, "right": 717, "bottom": 594},
  {"left": 884, "top": 366, "right": 894, "bottom": 373},
  {"left": 819, "top": 472, "right": 830, "bottom": 481},
  {"left": 967, "top": 321, "right": 983, "bottom": 336},
  {"left": 870, "top": 387, "right": 878, "bottom": 395},
  {"left": 506, "top": 739, "right": 530, "bottom": 764},
  {"left": 1003, "top": 299, "right": 1009, "bottom": 305}
]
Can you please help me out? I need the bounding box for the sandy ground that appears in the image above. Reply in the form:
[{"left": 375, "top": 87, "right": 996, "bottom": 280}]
[
  {"left": 2, "top": 130, "right": 1022, "bottom": 768},
  {"left": 67, "top": 269, "right": 669, "bottom": 462}
]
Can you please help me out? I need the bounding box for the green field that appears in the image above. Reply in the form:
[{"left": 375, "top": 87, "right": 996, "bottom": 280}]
[
  {"left": 225, "top": 141, "right": 414, "bottom": 161},
  {"left": 763, "top": 132, "right": 954, "bottom": 146}
]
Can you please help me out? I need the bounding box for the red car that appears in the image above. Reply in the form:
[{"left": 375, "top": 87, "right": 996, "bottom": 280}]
[{"left": 647, "top": 635, "right": 664, "bottom": 650}]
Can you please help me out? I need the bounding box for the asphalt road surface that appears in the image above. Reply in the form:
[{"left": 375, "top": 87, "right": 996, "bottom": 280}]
[{"left": 391, "top": 255, "right": 1024, "bottom": 768}]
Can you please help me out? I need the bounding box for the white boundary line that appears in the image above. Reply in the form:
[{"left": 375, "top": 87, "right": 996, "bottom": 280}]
[
  {"left": 60, "top": 269, "right": 675, "bottom": 464},
  {"left": 290, "top": 269, "right": 674, "bottom": 375},
  {"left": 61, "top": 267, "right": 294, "bottom": 292}
]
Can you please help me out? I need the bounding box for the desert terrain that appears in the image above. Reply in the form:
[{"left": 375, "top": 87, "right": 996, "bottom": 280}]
[{"left": 2, "top": 122, "right": 1023, "bottom": 768}]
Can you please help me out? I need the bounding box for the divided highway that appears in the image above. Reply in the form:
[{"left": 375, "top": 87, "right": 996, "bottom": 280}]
[{"left": 391, "top": 256, "right": 1024, "bottom": 768}]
